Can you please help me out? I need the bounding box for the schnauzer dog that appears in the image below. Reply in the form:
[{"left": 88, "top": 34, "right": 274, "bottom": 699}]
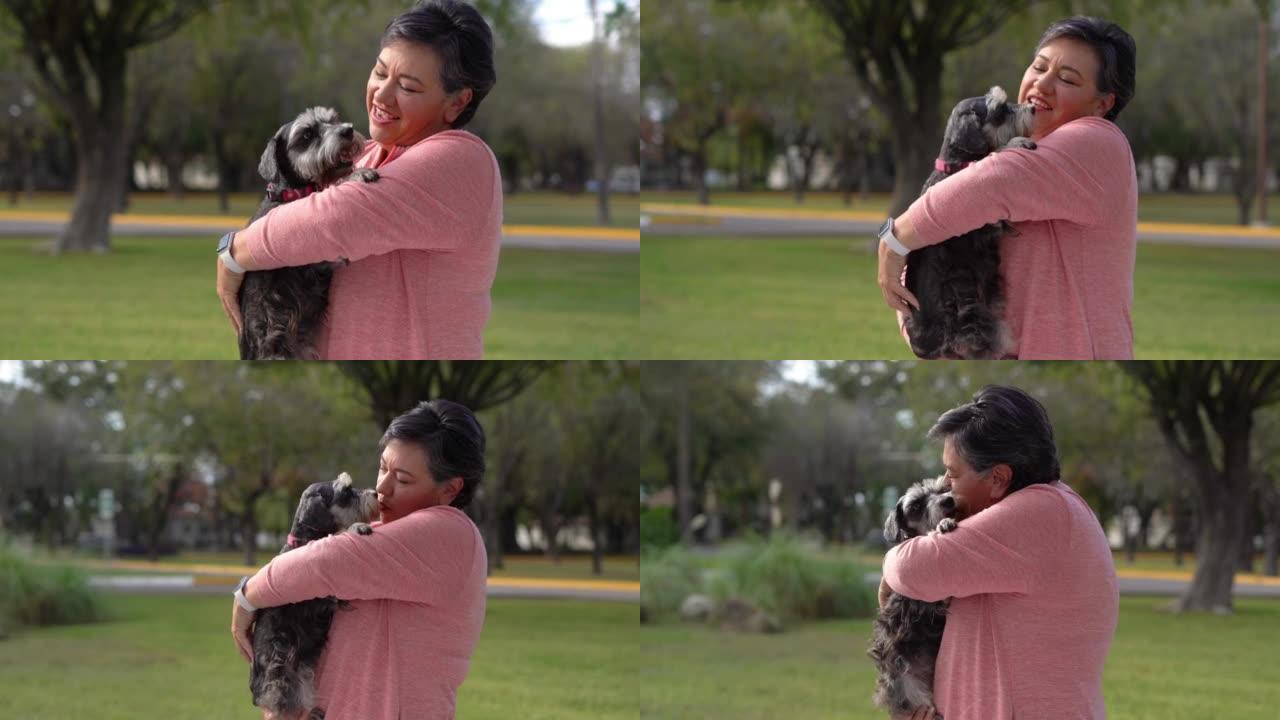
[
  {"left": 238, "top": 106, "right": 379, "bottom": 360},
  {"left": 249, "top": 472, "right": 378, "bottom": 719},
  {"left": 904, "top": 86, "right": 1036, "bottom": 359},
  {"left": 868, "top": 476, "right": 960, "bottom": 720}
]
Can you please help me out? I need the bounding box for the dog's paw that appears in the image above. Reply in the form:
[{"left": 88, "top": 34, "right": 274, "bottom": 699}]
[
  {"left": 1004, "top": 137, "right": 1036, "bottom": 151},
  {"left": 349, "top": 168, "right": 379, "bottom": 183},
  {"left": 936, "top": 518, "right": 958, "bottom": 534},
  {"left": 350, "top": 523, "right": 373, "bottom": 536}
]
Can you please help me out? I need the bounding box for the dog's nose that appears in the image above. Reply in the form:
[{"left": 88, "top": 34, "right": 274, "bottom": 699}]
[
  {"left": 340, "top": 124, "right": 354, "bottom": 137},
  {"left": 942, "top": 496, "right": 956, "bottom": 508}
]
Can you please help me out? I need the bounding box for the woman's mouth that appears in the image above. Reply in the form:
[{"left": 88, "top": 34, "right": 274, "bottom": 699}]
[
  {"left": 371, "top": 105, "right": 399, "bottom": 125},
  {"left": 1028, "top": 96, "right": 1052, "bottom": 112}
]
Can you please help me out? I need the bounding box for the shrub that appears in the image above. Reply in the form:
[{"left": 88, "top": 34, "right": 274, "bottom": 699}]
[
  {"left": 640, "top": 506, "right": 680, "bottom": 550},
  {"left": 0, "top": 541, "right": 103, "bottom": 635},
  {"left": 640, "top": 545, "right": 704, "bottom": 619}
]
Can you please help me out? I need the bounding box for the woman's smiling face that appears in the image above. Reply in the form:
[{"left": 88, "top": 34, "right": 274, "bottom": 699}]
[
  {"left": 366, "top": 41, "right": 473, "bottom": 148},
  {"left": 1018, "top": 37, "right": 1115, "bottom": 141}
]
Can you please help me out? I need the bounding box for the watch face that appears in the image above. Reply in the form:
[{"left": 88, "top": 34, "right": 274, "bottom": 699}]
[
  {"left": 879, "top": 218, "right": 892, "bottom": 238},
  {"left": 217, "top": 233, "right": 231, "bottom": 254}
]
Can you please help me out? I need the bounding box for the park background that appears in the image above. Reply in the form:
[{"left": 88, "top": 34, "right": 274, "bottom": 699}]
[
  {"left": 0, "top": 360, "right": 641, "bottom": 719},
  {"left": 639, "top": 361, "right": 1280, "bottom": 719},
  {"left": 0, "top": 0, "right": 640, "bottom": 359},
  {"left": 640, "top": 0, "right": 1280, "bottom": 359}
]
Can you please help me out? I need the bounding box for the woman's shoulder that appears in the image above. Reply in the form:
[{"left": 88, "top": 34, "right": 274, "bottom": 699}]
[{"left": 1044, "top": 116, "right": 1131, "bottom": 155}]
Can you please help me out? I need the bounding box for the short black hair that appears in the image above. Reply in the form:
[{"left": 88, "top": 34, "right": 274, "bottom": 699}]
[
  {"left": 1036, "top": 16, "right": 1136, "bottom": 121},
  {"left": 928, "top": 385, "right": 1060, "bottom": 493},
  {"left": 381, "top": 399, "right": 486, "bottom": 509},
  {"left": 381, "top": 0, "right": 497, "bottom": 129}
]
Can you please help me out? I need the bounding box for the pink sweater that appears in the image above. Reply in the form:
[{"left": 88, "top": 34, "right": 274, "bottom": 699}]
[
  {"left": 249, "top": 506, "right": 488, "bottom": 720},
  {"left": 239, "top": 130, "right": 503, "bottom": 359},
  {"left": 882, "top": 481, "right": 1119, "bottom": 720},
  {"left": 900, "top": 117, "right": 1137, "bottom": 359}
]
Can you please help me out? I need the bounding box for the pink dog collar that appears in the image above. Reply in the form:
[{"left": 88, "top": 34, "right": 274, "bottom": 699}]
[{"left": 934, "top": 158, "right": 975, "bottom": 174}]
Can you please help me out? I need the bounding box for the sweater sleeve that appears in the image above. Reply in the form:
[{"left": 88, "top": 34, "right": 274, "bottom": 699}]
[
  {"left": 248, "top": 506, "right": 480, "bottom": 607},
  {"left": 899, "top": 117, "right": 1132, "bottom": 247},
  {"left": 882, "top": 485, "right": 1067, "bottom": 602},
  {"left": 238, "top": 131, "right": 500, "bottom": 269}
]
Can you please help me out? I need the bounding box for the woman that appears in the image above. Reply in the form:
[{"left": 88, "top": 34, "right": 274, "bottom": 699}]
[
  {"left": 879, "top": 385, "right": 1118, "bottom": 720},
  {"left": 217, "top": 0, "right": 501, "bottom": 359},
  {"left": 231, "top": 399, "right": 488, "bottom": 720},
  {"left": 877, "top": 16, "right": 1138, "bottom": 360}
]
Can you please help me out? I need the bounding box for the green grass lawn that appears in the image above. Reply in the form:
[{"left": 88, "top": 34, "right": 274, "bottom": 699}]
[
  {"left": 0, "top": 593, "right": 638, "bottom": 720},
  {"left": 643, "top": 191, "right": 1275, "bottom": 226},
  {"left": 640, "top": 235, "right": 1280, "bottom": 359},
  {"left": 640, "top": 595, "right": 1280, "bottom": 720},
  {"left": 4, "top": 191, "right": 641, "bottom": 229},
  {"left": 0, "top": 236, "right": 637, "bottom": 359}
]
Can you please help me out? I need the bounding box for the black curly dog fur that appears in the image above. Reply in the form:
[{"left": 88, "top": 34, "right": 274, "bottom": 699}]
[
  {"left": 237, "top": 106, "right": 378, "bottom": 359},
  {"left": 904, "top": 86, "right": 1036, "bottom": 359},
  {"left": 249, "top": 473, "right": 377, "bottom": 719},
  {"left": 868, "top": 476, "right": 960, "bottom": 719}
]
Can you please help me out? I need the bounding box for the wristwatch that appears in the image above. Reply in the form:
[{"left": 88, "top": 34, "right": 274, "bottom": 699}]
[
  {"left": 878, "top": 218, "right": 910, "bottom": 257},
  {"left": 217, "top": 231, "right": 246, "bottom": 274},
  {"left": 234, "top": 575, "right": 257, "bottom": 612}
]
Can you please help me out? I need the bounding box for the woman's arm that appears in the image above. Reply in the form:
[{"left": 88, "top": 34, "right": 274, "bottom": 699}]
[
  {"left": 882, "top": 487, "right": 1066, "bottom": 602},
  {"left": 241, "top": 506, "right": 480, "bottom": 608},
  {"left": 898, "top": 117, "right": 1131, "bottom": 248},
  {"left": 236, "top": 131, "right": 500, "bottom": 271}
]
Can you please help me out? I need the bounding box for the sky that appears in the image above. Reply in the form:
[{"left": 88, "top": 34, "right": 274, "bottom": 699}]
[{"left": 534, "top": 0, "right": 636, "bottom": 47}]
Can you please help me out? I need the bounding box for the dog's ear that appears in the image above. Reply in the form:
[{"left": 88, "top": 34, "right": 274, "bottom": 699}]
[
  {"left": 884, "top": 500, "right": 906, "bottom": 544},
  {"left": 985, "top": 86, "right": 1008, "bottom": 113},
  {"left": 258, "top": 122, "right": 292, "bottom": 182}
]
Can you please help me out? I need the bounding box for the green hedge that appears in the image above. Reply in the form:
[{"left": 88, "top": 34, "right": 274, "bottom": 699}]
[
  {"left": 0, "top": 541, "right": 102, "bottom": 636},
  {"left": 641, "top": 534, "right": 876, "bottom": 626}
]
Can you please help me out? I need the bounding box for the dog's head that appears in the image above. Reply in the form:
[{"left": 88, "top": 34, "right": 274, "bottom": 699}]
[
  {"left": 289, "top": 472, "right": 379, "bottom": 544},
  {"left": 258, "top": 106, "right": 367, "bottom": 189},
  {"left": 940, "top": 86, "right": 1035, "bottom": 160},
  {"left": 883, "top": 475, "right": 958, "bottom": 544}
]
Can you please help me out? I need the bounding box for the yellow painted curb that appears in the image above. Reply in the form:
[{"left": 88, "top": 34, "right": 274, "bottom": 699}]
[
  {"left": 485, "top": 577, "right": 639, "bottom": 592},
  {"left": 0, "top": 210, "right": 639, "bottom": 242}
]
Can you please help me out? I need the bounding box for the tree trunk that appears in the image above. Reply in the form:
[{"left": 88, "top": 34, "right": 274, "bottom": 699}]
[
  {"left": 586, "top": 488, "right": 602, "bottom": 576},
  {"left": 589, "top": 0, "right": 611, "bottom": 226},
  {"left": 58, "top": 121, "right": 127, "bottom": 253},
  {"left": 212, "top": 129, "right": 232, "bottom": 213},
  {"left": 887, "top": 122, "right": 935, "bottom": 217},
  {"left": 676, "top": 366, "right": 694, "bottom": 545},
  {"left": 166, "top": 145, "right": 186, "bottom": 200},
  {"left": 1177, "top": 435, "right": 1251, "bottom": 613},
  {"left": 692, "top": 146, "right": 710, "bottom": 205}
]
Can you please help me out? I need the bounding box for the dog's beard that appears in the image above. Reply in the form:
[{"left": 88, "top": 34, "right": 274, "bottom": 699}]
[{"left": 292, "top": 131, "right": 367, "bottom": 187}]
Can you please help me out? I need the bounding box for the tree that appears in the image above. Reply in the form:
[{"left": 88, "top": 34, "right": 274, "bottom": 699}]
[
  {"left": 0, "top": 0, "right": 206, "bottom": 253},
  {"left": 339, "top": 361, "right": 550, "bottom": 428},
  {"left": 1124, "top": 361, "right": 1280, "bottom": 613},
  {"left": 807, "top": 0, "right": 1034, "bottom": 215}
]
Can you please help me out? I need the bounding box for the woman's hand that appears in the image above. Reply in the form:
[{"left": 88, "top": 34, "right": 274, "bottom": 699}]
[
  {"left": 217, "top": 257, "right": 245, "bottom": 337},
  {"left": 231, "top": 597, "right": 255, "bottom": 663},
  {"left": 877, "top": 238, "right": 919, "bottom": 315}
]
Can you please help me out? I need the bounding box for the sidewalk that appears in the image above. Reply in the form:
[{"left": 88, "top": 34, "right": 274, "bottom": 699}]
[
  {"left": 65, "top": 557, "right": 640, "bottom": 603},
  {"left": 0, "top": 209, "right": 640, "bottom": 253},
  {"left": 640, "top": 202, "right": 1280, "bottom": 249}
]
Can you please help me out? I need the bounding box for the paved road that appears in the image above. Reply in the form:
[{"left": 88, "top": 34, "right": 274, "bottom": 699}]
[
  {"left": 89, "top": 574, "right": 640, "bottom": 603},
  {"left": 0, "top": 213, "right": 639, "bottom": 253},
  {"left": 865, "top": 571, "right": 1280, "bottom": 598},
  {"left": 641, "top": 203, "right": 1280, "bottom": 249}
]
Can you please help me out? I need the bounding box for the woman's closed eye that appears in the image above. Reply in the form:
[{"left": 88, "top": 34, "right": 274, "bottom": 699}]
[{"left": 373, "top": 70, "right": 420, "bottom": 93}]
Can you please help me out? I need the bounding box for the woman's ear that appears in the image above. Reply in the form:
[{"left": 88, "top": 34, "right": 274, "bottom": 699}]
[
  {"left": 1096, "top": 92, "right": 1116, "bottom": 117},
  {"left": 445, "top": 88, "right": 474, "bottom": 125},
  {"left": 441, "top": 476, "right": 465, "bottom": 505},
  {"left": 989, "top": 465, "right": 1013, "bottom": 499}
]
